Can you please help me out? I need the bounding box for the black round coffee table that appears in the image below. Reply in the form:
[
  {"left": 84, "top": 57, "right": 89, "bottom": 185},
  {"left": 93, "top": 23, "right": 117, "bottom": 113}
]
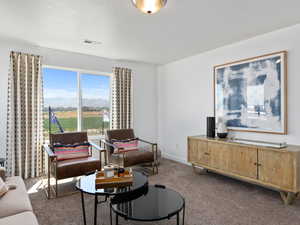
[
  {"left": 110, "top": 185, "right": 185, "bottom": 225},
  {"left": 76, "top": 171, "right": 148, "bottom": 225}
]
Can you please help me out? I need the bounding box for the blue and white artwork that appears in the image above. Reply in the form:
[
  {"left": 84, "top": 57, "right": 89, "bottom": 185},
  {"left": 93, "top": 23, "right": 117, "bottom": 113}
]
[{"left": 214, "top": 52, "right": 287, "bottom": 134}]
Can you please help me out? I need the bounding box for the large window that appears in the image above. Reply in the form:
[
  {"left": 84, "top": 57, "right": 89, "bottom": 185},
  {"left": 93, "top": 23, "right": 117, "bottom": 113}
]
[{"left": 43, "top": 67, "right": 111, "bottom": 138}]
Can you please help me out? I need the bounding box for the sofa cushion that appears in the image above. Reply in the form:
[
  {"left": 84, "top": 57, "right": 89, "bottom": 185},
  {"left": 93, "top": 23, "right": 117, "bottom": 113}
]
[
  {"left": 0, "top": 211, "right": 38, "bottom": 225},
  {"left": 0, "top": 177, "right": 32, "bottom": 218}
]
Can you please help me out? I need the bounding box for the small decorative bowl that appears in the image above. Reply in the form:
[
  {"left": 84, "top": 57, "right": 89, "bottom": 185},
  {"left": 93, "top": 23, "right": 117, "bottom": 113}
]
[
  {"left": 117, "top": 168, "right": 125, "bottom": 177},
  {"left": 217, "top": 133, "right": 228, "bottom": 139}
]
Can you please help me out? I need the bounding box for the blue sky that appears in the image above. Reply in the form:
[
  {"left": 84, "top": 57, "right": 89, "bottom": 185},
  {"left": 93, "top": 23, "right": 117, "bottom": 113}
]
[{"left": 43, "top": 68, "right": 110, "bottom": 100}]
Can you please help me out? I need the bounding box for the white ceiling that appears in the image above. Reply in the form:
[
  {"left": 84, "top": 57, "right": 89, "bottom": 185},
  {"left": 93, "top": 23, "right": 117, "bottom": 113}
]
[{"left": 1, "top": 0, "right": 300, "bottom": 64}]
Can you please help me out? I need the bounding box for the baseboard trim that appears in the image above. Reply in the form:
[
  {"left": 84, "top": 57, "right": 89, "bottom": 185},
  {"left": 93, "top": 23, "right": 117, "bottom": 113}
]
[{"left": 162, "top": 152, "right": 190, "bottom": 166}]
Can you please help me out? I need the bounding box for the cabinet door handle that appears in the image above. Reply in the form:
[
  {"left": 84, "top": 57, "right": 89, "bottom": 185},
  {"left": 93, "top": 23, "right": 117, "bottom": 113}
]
[
  {"left": 254, "top": 162, "right": 262, "bottom": 166},
  {"left": 204, "top": 152, "right": 210, "bottom": 155}
]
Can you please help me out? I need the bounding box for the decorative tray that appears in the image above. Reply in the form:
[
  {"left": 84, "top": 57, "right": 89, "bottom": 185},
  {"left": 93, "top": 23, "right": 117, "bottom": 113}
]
[{"left": 95, "top": 169, "right": 133, "bottom": 189}]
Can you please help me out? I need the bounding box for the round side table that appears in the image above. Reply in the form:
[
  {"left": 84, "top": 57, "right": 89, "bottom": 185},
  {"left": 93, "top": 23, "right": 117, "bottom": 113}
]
[
  {"left": 110, "top": 184, "right": 185, "bottom": 225},
  {"left": 76, "top": 171, "right": 148, "bottom": 225}
]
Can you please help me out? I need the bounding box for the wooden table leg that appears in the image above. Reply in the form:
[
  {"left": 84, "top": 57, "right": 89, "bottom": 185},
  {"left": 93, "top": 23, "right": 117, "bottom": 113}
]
[
  {"left": 192, "top": 164, "right": 208, "bottom": 175},
  {"left": 280, "top": 191, "right": 298, "bottom": 205}
]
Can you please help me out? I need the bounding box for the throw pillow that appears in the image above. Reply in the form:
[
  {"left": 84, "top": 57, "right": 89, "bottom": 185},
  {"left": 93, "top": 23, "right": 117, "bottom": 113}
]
[
  {"left": 53, "top": 142, "right": 90, "bottom": 161},
  {"left": 0, "top": 177, "right": 9, "bottom": 198},
  {"left": 112, "top": 139, "right": 139, "bottom": 153}
]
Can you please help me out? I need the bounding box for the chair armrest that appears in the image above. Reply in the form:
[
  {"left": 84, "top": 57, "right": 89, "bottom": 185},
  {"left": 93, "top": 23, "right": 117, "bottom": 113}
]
[
  {"left": 137, "top": 138, "right": 158, "bottom": 162},
  {"left": 43, "top": 144, "right": 56, "bottom": 158},
  {"left": 100, "top": 139, "right": 131, "bottom": 156},
  {"left": 100, "top": 139, "right": 118, "bottom": 149},
  {"left": 137, "top": 138, "right": 157, "bottom": 146},
  {"left": 89, "top": 141, "right": 105, "bottom": 152},
  {"left": 90, "top": 141, "right": 107, "bottom": 166}
]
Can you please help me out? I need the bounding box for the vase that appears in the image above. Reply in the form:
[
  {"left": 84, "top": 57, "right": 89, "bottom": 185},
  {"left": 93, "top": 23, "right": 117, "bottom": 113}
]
[{"left": 217, "top": 118, "right": 228, "bottom": 139}]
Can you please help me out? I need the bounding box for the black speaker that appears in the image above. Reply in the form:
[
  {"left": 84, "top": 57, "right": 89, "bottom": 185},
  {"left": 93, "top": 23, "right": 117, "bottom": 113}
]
[{"left": 206, "top": 117, "right": 215, "bottom": 138}]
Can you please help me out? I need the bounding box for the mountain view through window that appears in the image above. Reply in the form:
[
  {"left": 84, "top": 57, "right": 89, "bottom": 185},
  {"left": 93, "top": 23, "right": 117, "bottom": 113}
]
[{"left": 43, "top": 67, "right": 110, "bottom": 138}]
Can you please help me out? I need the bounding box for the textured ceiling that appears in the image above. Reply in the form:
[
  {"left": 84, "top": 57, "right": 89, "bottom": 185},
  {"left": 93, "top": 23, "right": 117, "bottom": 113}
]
[{"left": 1, "top": 0, "right": 300, "bottom": 64}]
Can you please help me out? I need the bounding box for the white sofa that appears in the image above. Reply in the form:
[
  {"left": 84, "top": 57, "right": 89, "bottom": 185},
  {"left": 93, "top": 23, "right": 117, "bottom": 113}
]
[{"left": 0, "top": 170, "right": 38, "bottom": 225}]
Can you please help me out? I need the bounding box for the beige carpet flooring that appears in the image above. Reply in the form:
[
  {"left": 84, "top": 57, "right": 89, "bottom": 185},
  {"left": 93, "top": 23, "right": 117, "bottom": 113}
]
[{"left": 26, "top": 159, "right": 300, "bottom": 225}]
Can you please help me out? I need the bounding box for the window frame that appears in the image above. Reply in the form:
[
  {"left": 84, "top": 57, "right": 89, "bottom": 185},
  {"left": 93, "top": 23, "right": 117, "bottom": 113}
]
[{"left": 42, "top": 65, "right": 112, "bottom": 139}]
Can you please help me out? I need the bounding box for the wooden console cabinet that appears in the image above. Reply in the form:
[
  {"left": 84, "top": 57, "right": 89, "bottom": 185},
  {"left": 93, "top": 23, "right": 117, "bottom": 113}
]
[{"left": 188, "top": 136, "right": 300, "bottom": 204}]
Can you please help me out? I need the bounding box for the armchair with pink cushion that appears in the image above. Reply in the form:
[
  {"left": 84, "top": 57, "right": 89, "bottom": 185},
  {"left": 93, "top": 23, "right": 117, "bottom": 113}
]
[
  {"left": 43, "top": 132, "right": 106, "bottom": 198},
  {"left": 100, "top": 129, "right": 158, "bottom": 174}
]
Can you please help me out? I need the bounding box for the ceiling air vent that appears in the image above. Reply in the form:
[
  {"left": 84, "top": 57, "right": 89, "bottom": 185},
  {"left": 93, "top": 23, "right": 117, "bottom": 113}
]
[{"left": 83, "top": 39, "right": 102, "bottom": 45}]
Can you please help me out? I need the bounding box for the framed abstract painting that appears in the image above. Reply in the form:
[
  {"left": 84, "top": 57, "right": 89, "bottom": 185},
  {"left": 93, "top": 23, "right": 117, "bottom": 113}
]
[{"left": 214, "top": 51, "right": 287, "bottom": 134}]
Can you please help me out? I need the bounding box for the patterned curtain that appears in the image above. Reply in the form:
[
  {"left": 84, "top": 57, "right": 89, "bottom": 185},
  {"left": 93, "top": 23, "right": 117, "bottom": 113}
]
[
  {"left": 111, "top": 67, "right": 132, "bottom": 129},
  {"left": 6, "top": 52, "right": 44, "bottom": 178}
]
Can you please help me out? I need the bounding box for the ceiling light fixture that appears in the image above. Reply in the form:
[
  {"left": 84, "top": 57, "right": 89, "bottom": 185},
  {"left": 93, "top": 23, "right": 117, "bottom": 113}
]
[{"left": 131, "top": 0, "right": 167, "bottom": 14}]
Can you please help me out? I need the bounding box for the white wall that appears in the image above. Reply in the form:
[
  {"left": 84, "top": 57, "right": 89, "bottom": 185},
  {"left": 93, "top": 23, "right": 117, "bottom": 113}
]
[
  {"left": 157, "top": 24, "right": 300, "bottom": 164},
  {"left": 0, "top": 38, "right": 157, "bottom": 158}
]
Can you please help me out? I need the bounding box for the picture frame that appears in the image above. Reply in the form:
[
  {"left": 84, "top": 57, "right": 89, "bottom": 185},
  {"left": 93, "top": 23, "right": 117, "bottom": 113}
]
[{"left": 213, "top": 51, "right": 287, "bottom": 134}]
